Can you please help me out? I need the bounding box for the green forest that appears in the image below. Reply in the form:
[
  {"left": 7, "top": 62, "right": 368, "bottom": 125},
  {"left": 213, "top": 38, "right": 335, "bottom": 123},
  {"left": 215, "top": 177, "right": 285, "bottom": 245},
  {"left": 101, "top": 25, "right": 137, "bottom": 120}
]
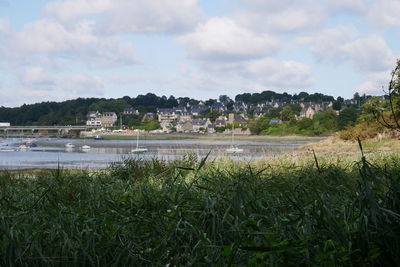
[{"left": 0, "top": 91, "right": 344, "bottom": 126}]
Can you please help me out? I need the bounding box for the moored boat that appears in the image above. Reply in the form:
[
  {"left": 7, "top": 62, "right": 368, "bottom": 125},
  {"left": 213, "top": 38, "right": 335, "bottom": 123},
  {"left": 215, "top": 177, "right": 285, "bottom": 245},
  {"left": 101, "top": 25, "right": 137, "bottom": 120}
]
[
  {"left": 94, "top": 135, "right": 103, "bottom": 140},
  {"left": 65, "top": 143, "right": 75, "bottom": 148},
  {"left": 82, "top": 145, "right": 91, "bottom": 150}
]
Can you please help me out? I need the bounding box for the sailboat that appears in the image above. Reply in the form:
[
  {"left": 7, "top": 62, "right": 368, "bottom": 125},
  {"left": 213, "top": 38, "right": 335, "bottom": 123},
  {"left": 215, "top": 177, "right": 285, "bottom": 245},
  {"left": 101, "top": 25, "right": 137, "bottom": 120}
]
[
  {"left": 82, "top": 145, "right": 91, "bottom": 150},
  {"left": 131, "top": 130, "right": 148, "bottom": 153},
  {"left": 65, "top": 143, "right": 75, "bottom": 148},
  {"left": 226, "top": 124, "right": 243, "bottom": 153},
  {"left": 18, "top": 129, "right": 30, "bottom": 151},
  {"left": 81, "top": 137, "right": 91, "bottom": 150}
]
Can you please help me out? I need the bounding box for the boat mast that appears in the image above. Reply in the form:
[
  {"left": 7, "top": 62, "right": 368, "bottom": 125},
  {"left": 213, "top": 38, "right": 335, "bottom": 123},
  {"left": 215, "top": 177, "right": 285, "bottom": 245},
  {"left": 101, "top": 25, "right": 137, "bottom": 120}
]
[
  {"left": 136, "top": 130, "right": 139, "bottom": 149},
  {"left": 231, "top": 124, "right": 234, "bottom": 147}
]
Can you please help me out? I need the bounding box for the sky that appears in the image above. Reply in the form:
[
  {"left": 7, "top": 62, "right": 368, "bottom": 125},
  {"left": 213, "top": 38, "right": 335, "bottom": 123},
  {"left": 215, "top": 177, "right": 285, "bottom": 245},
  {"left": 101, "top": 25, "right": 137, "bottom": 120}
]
[{"left": 0, "top": 0, "right": 399, "bottom": 107}]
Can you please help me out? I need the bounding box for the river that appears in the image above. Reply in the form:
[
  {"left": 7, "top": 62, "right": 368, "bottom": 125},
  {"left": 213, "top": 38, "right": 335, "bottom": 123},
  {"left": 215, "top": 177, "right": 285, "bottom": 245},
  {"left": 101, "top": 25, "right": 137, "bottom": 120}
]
[{"left": 0, "top": 137, "right": 317, "bottom": 169}]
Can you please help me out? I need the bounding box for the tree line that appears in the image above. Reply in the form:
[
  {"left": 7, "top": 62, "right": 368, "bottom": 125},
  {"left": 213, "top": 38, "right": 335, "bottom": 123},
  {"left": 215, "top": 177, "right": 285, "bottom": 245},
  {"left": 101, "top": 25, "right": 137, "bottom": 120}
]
[{"left": 0, "top": 91, "right": 345, "bottom": 126}]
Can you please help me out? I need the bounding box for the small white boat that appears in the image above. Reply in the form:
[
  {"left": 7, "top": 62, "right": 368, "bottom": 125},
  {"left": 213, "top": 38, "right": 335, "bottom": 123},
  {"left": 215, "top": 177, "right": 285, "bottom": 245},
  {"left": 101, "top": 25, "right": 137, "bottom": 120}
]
[
  {"left": 131, "top": 147, "right": 148, "bottom": 153},
  {"left": 19, "top": 145, "right": 29, "bottom": 151},
  {"left": 130, "top": 131, "right": 148, "bottom": 153},
  {"left": 0, "top": 147, "right": 15, "bottom": 152},
  {"left": 226, "top": 147, "right": 244, "bottom": 154},
  {"left": 226, "top": 124, "right": 243, "bottom": 154},
  {"left": 65, "top": 143, "right": 75, "bottom": 148},
  {"left": 81, "top": 145, "right": 91, "bottom": 150}
]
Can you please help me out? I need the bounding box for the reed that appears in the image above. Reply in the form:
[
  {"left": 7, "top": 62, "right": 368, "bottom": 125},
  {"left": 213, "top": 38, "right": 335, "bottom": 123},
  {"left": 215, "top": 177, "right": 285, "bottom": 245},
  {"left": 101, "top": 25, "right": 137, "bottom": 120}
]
[{"left": 0, "top": 151, "right": 399, "bottom": 266}]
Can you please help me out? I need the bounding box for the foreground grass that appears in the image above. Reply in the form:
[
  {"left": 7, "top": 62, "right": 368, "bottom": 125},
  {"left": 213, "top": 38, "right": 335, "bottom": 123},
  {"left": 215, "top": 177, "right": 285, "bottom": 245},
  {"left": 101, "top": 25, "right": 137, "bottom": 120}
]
[{"left": 0, "top": 152, "right": 399, "bottom": 266}]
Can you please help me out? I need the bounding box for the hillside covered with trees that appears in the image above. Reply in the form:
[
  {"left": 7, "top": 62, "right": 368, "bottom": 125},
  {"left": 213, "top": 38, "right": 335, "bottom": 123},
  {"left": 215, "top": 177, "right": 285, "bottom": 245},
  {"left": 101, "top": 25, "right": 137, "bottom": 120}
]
[{"left": 0, "top": 90, "right": 359, "bottom": 127}]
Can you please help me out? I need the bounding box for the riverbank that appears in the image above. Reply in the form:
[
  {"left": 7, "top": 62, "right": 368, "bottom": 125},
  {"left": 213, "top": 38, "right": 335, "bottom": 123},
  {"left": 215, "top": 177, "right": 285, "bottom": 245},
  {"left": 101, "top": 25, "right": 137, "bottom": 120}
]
[
  {"left": 1, "top": 152, "right": 399, "bottom": 266},
  {"left": 83, "top": 132, "right": 326, "bottom": 142}
]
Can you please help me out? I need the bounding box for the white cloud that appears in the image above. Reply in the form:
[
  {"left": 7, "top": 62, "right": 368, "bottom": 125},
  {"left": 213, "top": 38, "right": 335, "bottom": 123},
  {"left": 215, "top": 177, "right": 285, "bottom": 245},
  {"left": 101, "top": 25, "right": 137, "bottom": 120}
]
[
  {"left": 59, "top": 74, "right": 104, "bottom": 95},
  {"left": 17, "top": 65, "right": 104, "bottom": 95},
  {"left": 8, "top": 19, "right": 138, "bottom": 67},
  {"left": 45, "top": 0, "right": 204, "bottom": 34},
  {"left": 12, "top": 71, "right": 105, "bottom": 106},
  {"left": 0, "top": 18, "right": 9, "bottom": 34},
  {"left": 176, "top": 17, "right": 278, "bottom": 61},
  {"left": 19, "top": 66, "right": 54, "bottom": 87},
  {"left": 325, "top": 0, "right": 365, "bottom": 14},
  {"left": 238, "top": 0, "right": 325, "bottom": 33},
  {"left": 298, "top": 26, "right": 359, "bottom": 61},
  {"left": 356, "top": 71, "right": 392, "bottom": 95},
  {"left": 298, "top": 27, "right": 396, "bottom": 73},
  {"left": 244, "top": 58, "right": 313, "bottom": 88},
  {"left": 178, "top": 58, "right": 313, "bottom": 95},
  {"left": 45, "top": 0, "right": 112, "bottom": 22},
  {"left": 341, "top": 35, "right": 395, "bottom": 72},
  {"left": 366, "top": 0, "right": 400, "bottom": 28}
]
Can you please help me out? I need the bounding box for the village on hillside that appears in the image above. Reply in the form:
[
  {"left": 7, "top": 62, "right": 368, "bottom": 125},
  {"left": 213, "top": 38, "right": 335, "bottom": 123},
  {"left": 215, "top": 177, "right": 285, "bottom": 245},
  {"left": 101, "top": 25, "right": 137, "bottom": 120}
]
[{"left": 85, "top": 96, "right": 360, "bottom": 135}]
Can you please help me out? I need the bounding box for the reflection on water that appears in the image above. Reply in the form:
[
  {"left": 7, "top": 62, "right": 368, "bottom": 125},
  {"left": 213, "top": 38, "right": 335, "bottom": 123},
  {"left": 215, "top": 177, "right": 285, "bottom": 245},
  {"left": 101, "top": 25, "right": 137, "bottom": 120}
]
[{"left": 0, "top": 137, "right": 313, "bottom": 169}]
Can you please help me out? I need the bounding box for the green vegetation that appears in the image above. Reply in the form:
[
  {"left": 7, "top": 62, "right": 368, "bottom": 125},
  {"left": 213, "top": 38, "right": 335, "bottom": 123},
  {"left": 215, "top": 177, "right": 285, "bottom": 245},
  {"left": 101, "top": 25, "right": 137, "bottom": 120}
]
[
  {"left": 0, "top": 90, "right": 344, "bottom": 127},
  {"left": 199, "top": 108, "right": 220, "bottom": 122},
  {"left": 1, "top": 152, "right": 399, "bottom": 266},
  {"left": 124, "top": 114, "right": 160, "bottom": 130},
  {"left": 0, "top": 94, "right": 198, "bottom": 126},
  {"left": 339, "top": 59, "right": 400, "bottom": 140},
  {"left": 249, "top": 108, "right": 360, "bottom": 136},
  {"left": 235, "top": 91, "right": 335, "bottom": 104}
]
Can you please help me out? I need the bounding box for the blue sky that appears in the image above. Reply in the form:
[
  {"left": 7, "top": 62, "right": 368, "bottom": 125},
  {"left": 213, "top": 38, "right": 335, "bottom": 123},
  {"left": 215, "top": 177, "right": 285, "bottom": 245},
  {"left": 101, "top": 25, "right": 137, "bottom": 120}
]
[{"left": 0, "top": 0, "right": 399, "bottom": 107}]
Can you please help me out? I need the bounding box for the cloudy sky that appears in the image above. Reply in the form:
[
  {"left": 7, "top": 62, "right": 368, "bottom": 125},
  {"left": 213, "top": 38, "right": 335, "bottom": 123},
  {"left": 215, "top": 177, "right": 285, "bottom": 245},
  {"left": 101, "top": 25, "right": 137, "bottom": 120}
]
[{"left": 0, "top": 0, "right": 399, "bottom": 107}]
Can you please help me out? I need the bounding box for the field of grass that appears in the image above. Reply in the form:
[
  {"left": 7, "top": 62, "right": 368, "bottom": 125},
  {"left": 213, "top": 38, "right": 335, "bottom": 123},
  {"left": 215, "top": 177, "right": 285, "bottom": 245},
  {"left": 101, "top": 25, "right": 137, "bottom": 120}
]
[{"left": 1, "top": 149, "right": 399, "bottom": 266}]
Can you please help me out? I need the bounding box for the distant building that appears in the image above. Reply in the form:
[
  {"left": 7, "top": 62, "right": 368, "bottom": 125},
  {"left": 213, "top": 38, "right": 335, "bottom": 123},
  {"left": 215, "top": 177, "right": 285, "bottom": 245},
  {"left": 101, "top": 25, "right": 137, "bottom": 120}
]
[
  {"left": 233, "top": 101, "right": 248, "bottom": 113},
  {"left": 176, "top": 120, "right": 193, "bottom": 133},
  {"left": 192, "top": 119, "right": 212, "bottom": 132},
  {"left": 157, "top": 107, "right": 187, "bottom": 122},
  {"left": 254, "top": 106, "right": 267, "bottom": 117},
  {"left": 207, "top": 123, "right": 216, "bottom": 134},
  {"left": 86, "top": 111, "right": 102, "bottom": 127},
  {"left": 215, "top": 117, "right": 227, "bottom": 128},
  {"left": 143, "top": 113, "right": 155, "bottom": 121},
  {"left": 160, "top": 120, "right": 173, "bottom": 133},
  {"left": 123, "top": 108, "right": 139, "bottom": 115},
  {"left": 190, "top": 106, "right": 208, "bottom": 116},
  {"left": 228, "top": 113, "right": 248, "bottom": 124},
  {"left": 86, "top": 111, "right": 117, "bottom": 127},
  {"left": 100, "top": 112, "right": 118, "bottom": 127},
  {"left": 210, "top": 102, "right": 226, "bottom": 113}
]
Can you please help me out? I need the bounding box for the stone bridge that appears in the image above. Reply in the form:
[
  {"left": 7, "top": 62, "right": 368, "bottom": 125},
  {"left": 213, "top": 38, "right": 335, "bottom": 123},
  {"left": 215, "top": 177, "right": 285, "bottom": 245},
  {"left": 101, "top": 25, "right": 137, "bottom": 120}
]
[{"left": 0, "top": 126, "right": 90, "bottom": 138}]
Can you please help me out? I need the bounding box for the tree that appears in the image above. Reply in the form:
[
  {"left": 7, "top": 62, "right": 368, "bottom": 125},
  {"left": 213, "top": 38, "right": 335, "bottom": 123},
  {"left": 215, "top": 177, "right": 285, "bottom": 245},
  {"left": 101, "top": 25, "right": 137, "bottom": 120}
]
[
  {"left": 279, "top": 104, "right": 301, "bottom": 121},
  {"left": 338, "top": 107, "right": 359, "bottom": 130},
  {"left": 219, "top": 95, "right": 231, "bottom": 104},
  {"left": 313, "top": 109, "right": 338, "bottom": 132},
  {"left": 205, "top": 99, "right": 217, "bottom": 106},
  {"left": 332, "top": 101, "right": 342, "bottom": 111},
  {"left": 363, "top": 59, "right": 400, "bottom": 130},
  {"left": 199, "top": 108, "right": 219, "bottom": 122},
  {"left": 248, "top": 115, "right": 270, "bottom": 135}
]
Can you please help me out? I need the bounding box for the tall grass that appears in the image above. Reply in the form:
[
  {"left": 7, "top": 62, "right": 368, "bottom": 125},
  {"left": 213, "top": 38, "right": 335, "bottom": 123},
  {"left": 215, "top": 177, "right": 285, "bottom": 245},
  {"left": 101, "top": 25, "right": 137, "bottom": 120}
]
[{"left": 0, "top": 152, "right": 399, "bottom": 266}]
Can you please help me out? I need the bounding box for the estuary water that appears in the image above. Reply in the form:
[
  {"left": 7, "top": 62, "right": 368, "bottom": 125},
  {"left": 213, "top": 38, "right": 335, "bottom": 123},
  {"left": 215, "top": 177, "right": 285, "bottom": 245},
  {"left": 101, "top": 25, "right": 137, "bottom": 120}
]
[{"left": 0, "top": 137, "right": 316, "bottom": 169}]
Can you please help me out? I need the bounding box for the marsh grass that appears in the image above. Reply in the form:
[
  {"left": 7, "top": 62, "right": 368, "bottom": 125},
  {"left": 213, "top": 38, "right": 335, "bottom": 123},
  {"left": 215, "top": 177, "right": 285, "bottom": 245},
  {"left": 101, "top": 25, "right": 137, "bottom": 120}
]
[{"left": 0, "top": 151, "right": 399, "bottom": 266}]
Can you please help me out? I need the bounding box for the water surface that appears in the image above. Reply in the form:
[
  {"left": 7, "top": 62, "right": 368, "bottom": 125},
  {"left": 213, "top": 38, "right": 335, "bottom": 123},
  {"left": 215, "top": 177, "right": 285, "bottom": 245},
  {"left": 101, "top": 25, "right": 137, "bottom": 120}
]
[{"left": 0, "top": 137, "right": 314, "bottom": 169}]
